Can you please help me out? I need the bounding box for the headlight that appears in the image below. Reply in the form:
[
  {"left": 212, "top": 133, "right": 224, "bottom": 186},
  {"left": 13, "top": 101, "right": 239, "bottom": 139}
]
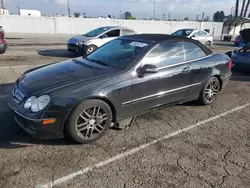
[{"left": 24, "top": 95, "right": 50, "bottom": 112}]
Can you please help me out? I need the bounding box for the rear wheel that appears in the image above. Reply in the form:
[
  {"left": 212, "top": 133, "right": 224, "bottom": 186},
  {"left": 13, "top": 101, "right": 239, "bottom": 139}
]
[
  {"left": 0, "top": 44, "right": 7, "bottom": 54},
  {"left": 205, "top": 41, "right": 211, "bottom": 48},
  {"left": 66, "top": 99, "right": 112, "bottom": 144},
  {"left": 198, "top": 77, "right": 220, "bottom": 105}
]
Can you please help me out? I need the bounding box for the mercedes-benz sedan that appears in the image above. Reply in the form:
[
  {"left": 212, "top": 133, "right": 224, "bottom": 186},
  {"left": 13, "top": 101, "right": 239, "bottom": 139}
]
[{"left": 9, "top": 34, "right": 232, "bottom": 144}]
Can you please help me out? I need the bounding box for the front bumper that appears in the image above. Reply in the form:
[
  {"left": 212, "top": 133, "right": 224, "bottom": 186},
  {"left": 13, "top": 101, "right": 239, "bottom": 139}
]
[
  {"left": 8, "top": 102, "right": 69, "bottom": 139},
  {"left": 67, "top": 43, "right": 79, "bottom": 52}
]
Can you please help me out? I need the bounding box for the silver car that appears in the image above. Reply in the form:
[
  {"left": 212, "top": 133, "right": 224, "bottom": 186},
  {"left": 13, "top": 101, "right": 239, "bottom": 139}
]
[
  {"left": 67, "top": 26, "right": 137, "bottom": 55},
  {"left": 171, "top": 29, "right": 213, "bottom": 47}
]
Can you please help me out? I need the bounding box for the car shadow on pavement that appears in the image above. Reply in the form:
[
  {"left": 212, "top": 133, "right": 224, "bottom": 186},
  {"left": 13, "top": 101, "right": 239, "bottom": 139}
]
[
  {"left": 38, "top": 49, "right": 76, "bottom": 58},
  {"left": 213, "top": 41, "right": 235, "bottom": 47}
]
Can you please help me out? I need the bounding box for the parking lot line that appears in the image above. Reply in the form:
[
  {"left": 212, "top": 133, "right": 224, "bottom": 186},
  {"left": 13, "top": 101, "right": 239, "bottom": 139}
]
[{"left": 37, "top": 103, "right": 250, "bottom": 188}]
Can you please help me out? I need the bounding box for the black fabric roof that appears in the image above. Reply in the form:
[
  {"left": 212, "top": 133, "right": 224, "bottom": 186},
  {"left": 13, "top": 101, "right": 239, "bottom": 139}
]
[
  {"left": 123, "top": 34, "right": 191, "bottom": 42},
  {"left": 122, "top": 34, "right": 213, "bottom": 55}
]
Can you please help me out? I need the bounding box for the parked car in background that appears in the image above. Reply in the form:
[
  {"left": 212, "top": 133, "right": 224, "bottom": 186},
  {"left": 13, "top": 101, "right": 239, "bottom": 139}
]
[
  {"left": 226, "top": 29, "right": 250, "bottom": 71},
  {"left": 234, "top": 29, "right": 250, "bottom": 47},
  {"left": 234, "top": 34, "right": 242, "bottom": 46},
  {"left": 171, "top": 29, "right": 213, "bottom": 47},
  {"left": 9, "top": 34, "right": 232, "bottom": 144},
  {"left": 67, "top": 26, "right": 137, "bottom": 56},
  {"left": 0, "top": 26, "right": 7, "bottom": 54}
]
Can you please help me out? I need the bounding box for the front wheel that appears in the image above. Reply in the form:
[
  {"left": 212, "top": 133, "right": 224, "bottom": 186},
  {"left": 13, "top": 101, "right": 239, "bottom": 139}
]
[
  {"left": 205, "top": 41, "right": 212, "bottom": 48},
  {"left": 198, "top": 77, "right": 221, "bottom": 105},
  {"left": 66, "top": 99, "right": 112, "bottom": 144},
  {"left": 85, "top": 45, "right": 97, "bottom": 56}
]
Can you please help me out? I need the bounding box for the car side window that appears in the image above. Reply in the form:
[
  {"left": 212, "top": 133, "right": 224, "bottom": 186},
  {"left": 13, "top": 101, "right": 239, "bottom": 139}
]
[
  {"left": 122, "top": 29, "right": 136, "bottom": 36},
  {"left": 106, "top": 29, "right": 120, "bottom": 37},
  {"left": 192, "top": 32, "right": 199, "bottom": 37},
  {"left": 142, "top": 42, "right": 185, "bottom": 68},
  {"left": 198, "top": 31, "right": 207, "bottom": 36},
  {"left": 183, "top": 42, "right": 207, "bottom": 61}
]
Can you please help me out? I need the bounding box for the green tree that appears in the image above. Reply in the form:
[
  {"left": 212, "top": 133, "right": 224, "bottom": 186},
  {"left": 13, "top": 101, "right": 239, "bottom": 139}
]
[
  {"left": 213, "top": 11, "right": 225, "bottom": 22},
  {"left": 184, "top": 17, "right": 189, "bottom": 21},
  {"left": 74, "top": 12, "right": 80, "bottom": 18},
  {"left": 124, "top": 11, "right": 132, "bottom": 19}
]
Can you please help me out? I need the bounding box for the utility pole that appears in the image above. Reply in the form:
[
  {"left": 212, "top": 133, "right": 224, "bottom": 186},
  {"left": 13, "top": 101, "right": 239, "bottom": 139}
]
[
  {"left": 16, "top": 4, "right": 20, "bottom": 15},
  {"left": 168, "top": 12, "right": 171, "bottom": 21},
  {"left": 67, "top": 0, "right": 71, "bottom": 17},
  {"left": 200, "top": 12, "right": 205, "bottom": 30},
  {"left": 1, "top": 0, "right": 4, "bottom": 15},
  {"left": 153, "top": 0, "right": 155, "bottom": 20},
  {"left": 196, "top": 14, "right": 199, "bottom": 21},
  {"left": 162, "top": 13, "right": 165, "bottom": 21}
]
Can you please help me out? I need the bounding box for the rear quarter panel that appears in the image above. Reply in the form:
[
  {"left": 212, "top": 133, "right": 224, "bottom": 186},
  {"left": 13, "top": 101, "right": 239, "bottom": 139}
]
[{"left": 189, "top": 54, "right": 231, "bottom": 94}]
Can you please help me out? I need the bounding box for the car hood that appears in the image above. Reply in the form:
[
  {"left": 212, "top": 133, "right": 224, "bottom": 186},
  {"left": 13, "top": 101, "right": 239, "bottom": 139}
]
[
  {"left": 18, "top": 58, "right": 119, "bottom": 95},
  {"left": 68, "top": 35, "right": 93, "bottom": 44},
  {"left": 240, "top": 29, "right": 250, "bottom": 43}
]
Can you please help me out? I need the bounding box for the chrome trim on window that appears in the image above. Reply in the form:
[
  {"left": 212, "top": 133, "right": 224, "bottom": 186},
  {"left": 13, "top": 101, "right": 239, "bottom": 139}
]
[
  {"left": 122, "top": 83, "right": 201, "bottom": 105},
  {"left": 157, "top": 54, "right": 213, "bottom": 70}
]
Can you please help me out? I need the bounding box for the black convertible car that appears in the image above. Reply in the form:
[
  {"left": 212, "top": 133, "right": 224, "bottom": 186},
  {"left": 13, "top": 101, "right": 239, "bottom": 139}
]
[{"left": 8, "top": 34, "right": 232, "bottom": 144}]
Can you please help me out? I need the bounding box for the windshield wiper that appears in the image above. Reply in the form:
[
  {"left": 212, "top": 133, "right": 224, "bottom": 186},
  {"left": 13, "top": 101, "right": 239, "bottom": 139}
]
[{"left": 86, "top": 58, "right": 110, "bottom": 67}]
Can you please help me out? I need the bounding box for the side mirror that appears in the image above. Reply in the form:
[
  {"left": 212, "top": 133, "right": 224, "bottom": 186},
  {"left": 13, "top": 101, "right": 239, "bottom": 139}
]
[
  {"left": 136, "top": 64, "right": 158, "bottom": 77},
  {"left": 143, "top": 64, "right": 158, "bottom": 73},
  {"left": 191, "top": 35, "right": 196, "bottom": 38},
  {"left": 100, "top": 34, "right": 108, "bottom": 39}
]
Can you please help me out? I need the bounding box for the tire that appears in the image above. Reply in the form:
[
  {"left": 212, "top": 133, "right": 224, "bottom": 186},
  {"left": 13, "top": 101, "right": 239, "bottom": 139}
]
[
  {"left": 66, "top": 99, "right": 112, "bottom": 144},
  {"left": 84, "top": 45, "right": 97, "bottom": 56},
  {"left": 0, "top": 44, "right": 7, "bottom": 54},
  {"left": 198, "top": 77, "right": 221, "bottom": 105},
  {"left": 205, "top": 41, "right": 211, "bottom": 48}
]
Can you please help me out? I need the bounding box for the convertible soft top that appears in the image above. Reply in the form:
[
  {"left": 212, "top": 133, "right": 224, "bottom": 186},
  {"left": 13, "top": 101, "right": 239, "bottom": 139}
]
[{"left": 122, "top": 34, "right": 213, "bottom": 55}]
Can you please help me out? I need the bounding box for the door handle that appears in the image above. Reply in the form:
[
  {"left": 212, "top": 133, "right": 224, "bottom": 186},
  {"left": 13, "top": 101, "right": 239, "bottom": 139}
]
[{"left": 182, "top": 67, "right": 191, "bottom": 73}]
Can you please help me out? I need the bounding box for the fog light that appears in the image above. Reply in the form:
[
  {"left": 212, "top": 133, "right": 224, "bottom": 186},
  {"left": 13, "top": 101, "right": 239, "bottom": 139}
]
[{"left": 42, "top": 119, "right": 56, "bottom": 125}]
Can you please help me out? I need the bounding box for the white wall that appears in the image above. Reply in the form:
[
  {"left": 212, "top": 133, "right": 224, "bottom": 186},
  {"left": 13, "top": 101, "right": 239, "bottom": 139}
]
[{"left": 0, "top": 15, "right": 223, "bottom": 36}]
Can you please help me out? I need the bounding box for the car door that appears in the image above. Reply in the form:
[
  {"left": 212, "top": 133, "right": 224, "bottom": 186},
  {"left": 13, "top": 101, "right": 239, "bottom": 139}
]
[
  {"left": 183, "top": 41, "right": 210, "bottom": 97},
  {"left": 129, "top": 41, "right": 194, "bottom": 113},
  {"left": 198, "top": 31, "right": 208, "bottom": 45}
]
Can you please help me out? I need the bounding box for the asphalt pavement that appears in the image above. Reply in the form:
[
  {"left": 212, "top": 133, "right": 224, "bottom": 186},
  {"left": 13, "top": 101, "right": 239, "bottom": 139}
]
[{"left": 0, "top": 37, "right": 249, "bottom": 188}]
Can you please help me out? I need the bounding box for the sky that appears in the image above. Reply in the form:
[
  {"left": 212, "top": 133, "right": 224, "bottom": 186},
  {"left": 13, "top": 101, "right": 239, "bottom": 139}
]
[{"left": 4, "top": 0, "right": 237, "bottom": 20}]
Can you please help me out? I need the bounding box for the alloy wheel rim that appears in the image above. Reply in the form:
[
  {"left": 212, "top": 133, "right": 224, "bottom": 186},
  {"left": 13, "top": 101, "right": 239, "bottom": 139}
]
[
  {"left": 204, "top": 78, "right": 219, "bottom": 103},
  {"left": 75, "top": 106, "right": 108, "bottom": 140},
  {"left": 86, "top": 47, "right": 96, "bottom": 54},
  {"left": 206, "top": 42, "right": 211, "bottom": 47}
]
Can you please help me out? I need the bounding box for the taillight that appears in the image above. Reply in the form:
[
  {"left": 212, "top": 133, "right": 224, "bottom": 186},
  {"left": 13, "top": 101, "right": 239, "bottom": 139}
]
[
  {"left": 228, "top": 59, "right": 233, "bottom": 69},
  {"left": 0, "top": 32, "right": 3, "bottom": 43},
  {"left": 0, "top": 32, "right": 3, "bottom": 39}
]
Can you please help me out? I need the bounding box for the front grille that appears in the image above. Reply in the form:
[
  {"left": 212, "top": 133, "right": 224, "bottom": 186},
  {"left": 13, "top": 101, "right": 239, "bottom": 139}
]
[{"left": 12, "top": 87, "right": 25, "bottom": 104}]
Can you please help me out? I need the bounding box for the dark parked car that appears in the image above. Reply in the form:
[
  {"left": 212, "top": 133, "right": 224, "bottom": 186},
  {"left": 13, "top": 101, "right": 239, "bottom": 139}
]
[
  {"left": 0, "top": 26, "right": 7, "bottom": 54},
  {"left": 8, "top": 34, "right": 232, "bottom": 144},
  {"left": 226, "top": 29, "right": 250, "bottom": 71}
]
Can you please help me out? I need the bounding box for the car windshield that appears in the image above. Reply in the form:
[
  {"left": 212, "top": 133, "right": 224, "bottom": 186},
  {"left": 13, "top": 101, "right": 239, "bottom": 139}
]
[
  {"left": 84, "top": 27, "right": 110, "bottom": 37},
  {"left": 86, "top": 39, "right": 150, "bottom": 69},
  {"left": 172, "top": 29, "right": 193, "bottom": 37}
]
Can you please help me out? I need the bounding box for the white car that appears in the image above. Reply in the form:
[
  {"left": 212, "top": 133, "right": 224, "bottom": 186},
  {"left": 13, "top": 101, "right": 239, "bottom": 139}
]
[
  {"left": 171, "top": 29, "right": 213, "bottom": 47},
  {"left": 67, "top": 26, "right": 137, "bottom": 55}
]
